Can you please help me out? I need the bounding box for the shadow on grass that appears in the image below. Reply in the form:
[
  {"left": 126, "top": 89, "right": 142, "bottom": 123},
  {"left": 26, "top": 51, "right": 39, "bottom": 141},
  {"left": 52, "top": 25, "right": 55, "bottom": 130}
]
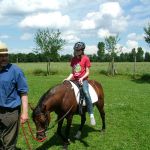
[
  {"left": 35, "top": 124, "right": 101, "bottom": 150},
  {"left": 132, "top": 74, "right": 150, "bottom": 84},
  {"left": 16, "top": 148, "right": 21, "bottom": 150}
]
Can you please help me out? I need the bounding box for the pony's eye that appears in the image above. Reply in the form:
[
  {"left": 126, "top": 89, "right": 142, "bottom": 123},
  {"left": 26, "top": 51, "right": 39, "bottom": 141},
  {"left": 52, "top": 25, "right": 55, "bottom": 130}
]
[{"left": 40, "top": 115, "right": 46, "bottom": 123}]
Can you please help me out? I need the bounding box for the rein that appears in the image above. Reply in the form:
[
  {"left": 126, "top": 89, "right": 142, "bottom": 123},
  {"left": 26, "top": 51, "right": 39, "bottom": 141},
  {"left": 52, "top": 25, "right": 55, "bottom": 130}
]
[
  {"left": 48, "top": 82, "right": 74, "bottom": 129},
  {"left": 26, "top": 120, "right": 47, "bottom": 142},
  {"left": 21, "top": 82, "right": 74, "bottom": 149},
  {"left": 21, "top": 104, "right": 73, "bottom": 149},
  {"left": 48, "top": 105, "right": 74, "bottom": 129},
  {"left": 21, "top": 120, "right": 47, "bottom": 150}
]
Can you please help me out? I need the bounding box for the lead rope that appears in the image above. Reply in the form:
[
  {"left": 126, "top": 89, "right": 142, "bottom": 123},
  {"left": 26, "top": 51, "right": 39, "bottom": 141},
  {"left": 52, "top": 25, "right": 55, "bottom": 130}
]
[
  {"left": 27, "top": 120, "right": 47, "bottom": 142},
  {"left": 21, "top": 123, "right": 32, "bottom": 150},
  {"left": 21, "top": 105, "right": 73, "bottom": 149},
  {"left": 21, "top": 120, "right": 47, "bottom": 150}
]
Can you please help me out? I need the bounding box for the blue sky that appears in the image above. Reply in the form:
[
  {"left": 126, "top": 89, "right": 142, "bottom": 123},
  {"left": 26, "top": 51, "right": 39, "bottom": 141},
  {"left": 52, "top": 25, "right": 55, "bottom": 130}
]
[{"left": 0, "top": 0, "right": 149, "bottom": 55}]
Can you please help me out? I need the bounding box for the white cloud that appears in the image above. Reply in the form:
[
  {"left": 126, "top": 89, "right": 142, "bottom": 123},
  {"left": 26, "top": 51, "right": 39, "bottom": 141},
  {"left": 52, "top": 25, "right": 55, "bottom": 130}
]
[
  {"left": 80, "top": 20, "right": 96, "bottom": 30},
  {"left": 126, "top": 40, "right": 138, "bottom": 49},
  {"left": 61, "top": 44, "right": 98, "bottom": 55},
  {"left": 60, "top": 44, "right": 73, "bottom": 55},
  {"left": 0, "top": 0, "right": 60, "bottom": 14},
  {"left": 99, "top": 2, "right": 123, "bottom": 18},
  {"left": 19, "top": 12, "right": 70, "bottom": 29},
  {"left": 0, "top": 0, "right": 149, "bottom": 54},
  {"left": 99, "top": 2, "right": 128, "bottom": 32},
  {"left": 120, "top": 46, "right": 130, "bottom": 53},
  {"left": 20, "top": 33, "right": 32, "bottom": 40},
  {"left": 62, "top": 31, "right": 80, "bottom": 44},
  {"left": 85, "top": 45, "right": 98, "bottom": 55},
  {"left": 79, "top": 2, "right": 128, "bottom": 33},
  {"left": 98, "top": 28, "right": 115, "bottom": 38},
  {"left": 127, "top": 33, "right": 144, "bottom": 41},
  {"left": 10, "top": 48, "right": 32, "bottom": 54},
  {"left": 111, "top": 16, "right": 128, "bottom": 32}
]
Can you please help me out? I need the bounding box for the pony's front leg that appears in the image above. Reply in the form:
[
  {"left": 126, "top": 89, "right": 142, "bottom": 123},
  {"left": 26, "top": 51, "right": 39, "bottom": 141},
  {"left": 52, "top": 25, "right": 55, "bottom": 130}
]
[
  {"left": 75, "top": 112, "right": 86, "bottom": 139},
  {"left": 57, "top": 114, "right": 71, "bottom": 145},
  {"left": 57, "top": 117, "right": 66, "bottom": 143},
  {"left": 65, "top": 114, "right": 73, "bottom": 144}
]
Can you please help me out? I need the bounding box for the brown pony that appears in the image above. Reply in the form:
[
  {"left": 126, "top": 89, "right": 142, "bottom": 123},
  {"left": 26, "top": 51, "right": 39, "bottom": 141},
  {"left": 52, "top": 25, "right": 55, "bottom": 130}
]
[{"left": 32, "top": 80, "right": 105, "bottom": 147}]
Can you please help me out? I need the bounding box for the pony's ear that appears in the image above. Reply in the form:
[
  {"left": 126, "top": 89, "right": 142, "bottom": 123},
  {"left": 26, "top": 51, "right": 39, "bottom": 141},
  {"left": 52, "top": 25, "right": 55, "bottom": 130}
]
[{"left": 28, "top": 103, "right": 35, "bottom": 111}]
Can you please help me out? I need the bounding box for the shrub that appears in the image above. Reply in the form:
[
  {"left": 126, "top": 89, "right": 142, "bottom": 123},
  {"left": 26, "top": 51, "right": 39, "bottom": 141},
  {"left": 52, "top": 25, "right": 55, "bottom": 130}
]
[
  {"left": 32, "top": 69, "right": 58, "bottom": 76},
  {"left": 32, "top": 69, "right": 47, "bottom": 76},
  {"left": 140, "top": 73, "right": 150, "bottom": 82}
]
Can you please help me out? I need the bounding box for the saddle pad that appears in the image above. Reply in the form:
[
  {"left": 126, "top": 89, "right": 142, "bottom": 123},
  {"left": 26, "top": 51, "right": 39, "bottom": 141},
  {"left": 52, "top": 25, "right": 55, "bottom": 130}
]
[{"left": 70, "top": 81, "right": 98, "bottom": 106}]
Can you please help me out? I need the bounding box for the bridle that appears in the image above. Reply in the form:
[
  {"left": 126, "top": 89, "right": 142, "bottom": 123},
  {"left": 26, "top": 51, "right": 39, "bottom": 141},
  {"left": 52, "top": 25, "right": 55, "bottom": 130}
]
[
  {"left": 36, "top": 129, "right": 45, "bottom": 134},
  {"left": 21, "top": 119, "right": 47, "bottom": 150},
  {"left": 34, "top": 111, "right": 49, "bottom": 135}
]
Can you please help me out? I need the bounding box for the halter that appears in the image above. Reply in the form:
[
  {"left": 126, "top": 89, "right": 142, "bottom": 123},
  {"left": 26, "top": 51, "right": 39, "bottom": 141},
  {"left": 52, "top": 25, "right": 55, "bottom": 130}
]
[
  {"left": 34, "top": 111, "right": 49, "bottom": 134},
  {"left": 36, "top": 129, "right": 45, "bottom": 133}
]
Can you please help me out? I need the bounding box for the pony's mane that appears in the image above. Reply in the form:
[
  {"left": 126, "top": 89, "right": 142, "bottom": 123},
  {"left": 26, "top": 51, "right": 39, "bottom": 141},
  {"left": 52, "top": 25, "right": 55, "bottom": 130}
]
[
  {"left": 33, "top": 85, "right": 61, "bottom": 117},
  {"left": 33, "top": 82, "right": 69, "bottom": 116},
  {"left": 37, "top": 83, "right": 63, "bottom": 107}
]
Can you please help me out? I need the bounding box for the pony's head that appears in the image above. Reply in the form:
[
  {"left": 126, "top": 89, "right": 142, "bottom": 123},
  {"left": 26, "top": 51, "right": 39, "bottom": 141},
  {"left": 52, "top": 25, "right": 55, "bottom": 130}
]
[{"left": 32, "top": 105, "right": 50, "bottom": 141}]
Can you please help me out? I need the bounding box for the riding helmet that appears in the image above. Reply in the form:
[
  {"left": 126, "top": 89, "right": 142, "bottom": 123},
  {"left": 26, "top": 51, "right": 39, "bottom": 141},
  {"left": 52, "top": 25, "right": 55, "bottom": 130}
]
[{"left": 73, "top": 42, "right": 85, "bottom": 51}]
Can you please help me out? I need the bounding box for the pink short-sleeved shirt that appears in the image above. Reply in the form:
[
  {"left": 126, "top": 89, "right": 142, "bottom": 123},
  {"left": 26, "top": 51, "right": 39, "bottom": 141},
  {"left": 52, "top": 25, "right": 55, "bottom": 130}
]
[{"left": 71, "top": 55, "right": 91, "bottom": 80}]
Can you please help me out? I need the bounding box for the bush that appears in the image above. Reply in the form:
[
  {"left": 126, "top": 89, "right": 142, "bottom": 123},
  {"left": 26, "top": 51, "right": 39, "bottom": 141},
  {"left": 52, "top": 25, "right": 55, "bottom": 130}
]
[
  {"left": 140, "top": 73, "right": 150, "bottom": 82},
  {"left": 32, "top": 69, "right": 58, "bottom": 76},
  {"left": 32, "top": 69, "right": 47, "bottom": 76}
]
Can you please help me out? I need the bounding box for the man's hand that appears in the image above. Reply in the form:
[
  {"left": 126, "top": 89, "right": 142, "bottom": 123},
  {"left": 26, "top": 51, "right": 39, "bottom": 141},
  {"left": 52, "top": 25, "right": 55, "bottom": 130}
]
[{"left": 20, "top": 113, "right": 28, "bottom": 124}]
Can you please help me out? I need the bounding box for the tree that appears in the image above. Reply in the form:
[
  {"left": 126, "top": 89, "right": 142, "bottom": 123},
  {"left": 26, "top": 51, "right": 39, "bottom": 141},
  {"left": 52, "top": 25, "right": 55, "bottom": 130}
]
[
  {"left": 144, "top": 23, "right": 150, "bottom": 46},
  {"left": 136, "top": 47, "right": 144, "bottom": 62},
  {"left": 145, "top": 52, "right": 150, "bottom": 62},
  {"left": 34, "top": 28, "right": 66, "bottom": 75},
  {"left": 131, "top": 48, "right": 137, "bottom": 78},
  {"left": 60, "top": 54, "right": 72, "bottom": 62},
  {"left": 97, "top": 42, "right": 105, "bottom": 62},
  {"left": 120, "top": 53, "right": 129, "bottom": 62},
  {"left": 104, "top": 35, "right": 120, "bottom": 76}
]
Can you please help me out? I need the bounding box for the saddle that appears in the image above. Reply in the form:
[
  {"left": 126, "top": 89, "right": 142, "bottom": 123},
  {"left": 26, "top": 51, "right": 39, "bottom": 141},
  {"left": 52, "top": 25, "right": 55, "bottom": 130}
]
[
  {"left": 72, "top": 81, "right": 85, "bottom": 114},
  {"left": 69, "top": 80, "right": 98, "bottom": 114}
]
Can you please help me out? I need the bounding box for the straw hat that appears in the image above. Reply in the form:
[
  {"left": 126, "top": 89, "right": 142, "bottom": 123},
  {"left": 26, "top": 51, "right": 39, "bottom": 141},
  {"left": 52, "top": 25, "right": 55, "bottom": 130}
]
[{"left": 0, "top": 43, "right": 8, "bottom": 54}]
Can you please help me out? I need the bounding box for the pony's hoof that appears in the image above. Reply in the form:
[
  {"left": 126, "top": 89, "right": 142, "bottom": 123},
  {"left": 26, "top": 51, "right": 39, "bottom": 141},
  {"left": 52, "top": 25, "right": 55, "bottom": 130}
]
[
  {"left": 64, "top": 139, "right": 70, "bottom": 145},
  {"left": 62, "top": 144, "right": 68, "bottom": 150},
  {"left": 99, "top": 129, "right": 105, "bottom": 133},
  {"left": 74, "top": 131, "right": 81, "bottom": 139}
]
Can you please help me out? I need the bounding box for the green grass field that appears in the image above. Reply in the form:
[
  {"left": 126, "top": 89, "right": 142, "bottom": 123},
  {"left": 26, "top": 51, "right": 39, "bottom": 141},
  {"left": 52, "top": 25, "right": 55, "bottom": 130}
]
[{"left": 16, "top": 62, "right": 150, "bottom": 150}]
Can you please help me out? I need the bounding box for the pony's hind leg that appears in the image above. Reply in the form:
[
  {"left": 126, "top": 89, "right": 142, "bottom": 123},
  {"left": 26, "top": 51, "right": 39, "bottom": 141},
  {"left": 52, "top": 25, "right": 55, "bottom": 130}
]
[
  {"left": 75, "top": 112, "right": 86, "bottom": 139},
  {"left": 100, "top": 108, "right": 106, "bottom": 131},
  {"left": 96, "top": 100, "right": 106, "bottom": 132}
]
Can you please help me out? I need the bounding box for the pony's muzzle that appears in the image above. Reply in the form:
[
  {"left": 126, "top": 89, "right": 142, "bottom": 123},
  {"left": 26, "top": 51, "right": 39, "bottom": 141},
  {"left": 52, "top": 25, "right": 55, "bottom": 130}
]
[{"left": 36, "top": 130, "right": 46, "bottom": 140}]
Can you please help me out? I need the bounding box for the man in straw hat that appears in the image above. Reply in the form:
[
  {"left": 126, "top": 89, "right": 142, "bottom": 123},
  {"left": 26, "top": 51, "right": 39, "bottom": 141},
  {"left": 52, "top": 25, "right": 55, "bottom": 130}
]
[{"left": 0, "top": 43, "right": 29, "bottom": 149}]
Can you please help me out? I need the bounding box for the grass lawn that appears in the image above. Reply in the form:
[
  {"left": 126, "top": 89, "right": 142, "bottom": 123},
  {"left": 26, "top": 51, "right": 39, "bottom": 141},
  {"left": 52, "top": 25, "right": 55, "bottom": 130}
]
[{"left": 16, "top": 62, "right": 150, "bottom": 150}]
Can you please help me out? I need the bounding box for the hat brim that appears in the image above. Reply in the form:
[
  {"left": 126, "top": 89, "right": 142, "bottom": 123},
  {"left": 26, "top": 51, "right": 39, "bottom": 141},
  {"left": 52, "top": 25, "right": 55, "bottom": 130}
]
[
  {"left": 0, "top": 48, "right": 8, "bottom": 54},
  {"left": 0, "top": 52, "right": 8, "bottom": 54}
]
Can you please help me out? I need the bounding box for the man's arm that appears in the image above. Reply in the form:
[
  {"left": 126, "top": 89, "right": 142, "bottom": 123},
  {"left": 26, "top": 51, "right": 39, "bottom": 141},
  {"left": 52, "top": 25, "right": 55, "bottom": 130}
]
[{"left": 20, "top": 93, "right": 28, "bottom": 124}]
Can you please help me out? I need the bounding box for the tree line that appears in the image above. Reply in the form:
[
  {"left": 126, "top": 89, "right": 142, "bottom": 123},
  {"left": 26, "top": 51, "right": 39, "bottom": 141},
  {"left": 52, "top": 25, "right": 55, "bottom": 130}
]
[{"left": 9, "top": 48, "right": 150, "bottom": 63}]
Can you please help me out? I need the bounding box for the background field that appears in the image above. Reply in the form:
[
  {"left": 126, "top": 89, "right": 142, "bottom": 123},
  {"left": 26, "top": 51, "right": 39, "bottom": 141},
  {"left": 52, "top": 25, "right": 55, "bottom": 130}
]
[{"left": 16, "top": 62, "right": 150, "bottom": 150}]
